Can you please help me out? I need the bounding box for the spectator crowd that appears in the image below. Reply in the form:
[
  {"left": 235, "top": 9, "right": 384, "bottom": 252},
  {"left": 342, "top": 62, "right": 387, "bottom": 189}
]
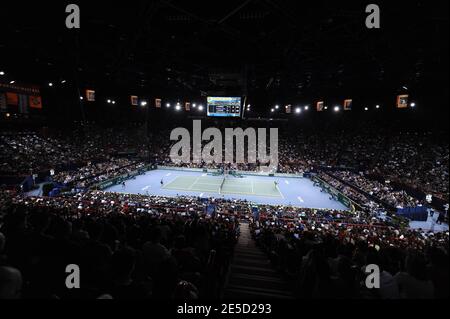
[
  {"left": 0, "top": 121, "right": 448, "bottom": 299},
  {"left": 0, "top": 189, "right": 448, "bottom": 299},
  {"left": 1, "top": 123, "right": 448, "bottom": 215},
  {"left": 0, "top": 190, "right": 239, "bottom": 299}
]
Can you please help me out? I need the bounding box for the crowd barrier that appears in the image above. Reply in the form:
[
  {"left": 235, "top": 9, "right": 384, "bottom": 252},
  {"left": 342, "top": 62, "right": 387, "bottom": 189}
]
[
  {"left": 324, "top": 172, "right": 397, "bottom": 213},
  {"left": 93, "top": 164, "right": 155, "bottom": 190},
  {"left": 312, "top": 176, "right": 361, "bottom": 212},
  {"left": 396, "top": 206, "right": 428, "bottom": 222}
]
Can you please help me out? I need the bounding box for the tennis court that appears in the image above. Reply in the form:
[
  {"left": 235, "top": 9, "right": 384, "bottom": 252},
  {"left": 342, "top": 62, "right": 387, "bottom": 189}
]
[
  {"left": 104, "top": 169, "right": 347, "bottom": 209},
  {"left": 162, "top": 175, "right": 283, "bottom": 198}
]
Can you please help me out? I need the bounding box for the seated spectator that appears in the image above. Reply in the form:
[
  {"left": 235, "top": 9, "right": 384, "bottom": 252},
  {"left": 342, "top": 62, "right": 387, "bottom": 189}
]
[
  {"left": 0, "top": 232, "right": 6, "bottom": 264},
  {"left": 109, "top": 247, "right": 152, "bottom": 299},
  {"left": 142, "top": 227, "right": 170, "bottom": 277},
  {"left": 173, "top": 281, "right": 199, "bottom": 300},
  {"left": 394, "top": 251, "right": 434, "bottom": 299},
  {"left": 0, "top": 266, "right": 23, "bottom": 299}
]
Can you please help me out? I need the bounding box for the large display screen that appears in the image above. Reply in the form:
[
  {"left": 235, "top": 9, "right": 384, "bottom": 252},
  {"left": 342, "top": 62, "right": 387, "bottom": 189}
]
[{"left": 207, "top": 97, "right": 241, "bottom": 117}]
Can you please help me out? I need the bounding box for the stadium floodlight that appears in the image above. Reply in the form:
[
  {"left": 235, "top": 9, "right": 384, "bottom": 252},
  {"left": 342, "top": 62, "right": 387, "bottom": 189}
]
[
  {"left": 140, "top": 101, "right": 148, "bottom": 107},
  {"left": 112, "top": 101, "right": 116, "bottom": 105},
  {"left": 334, "top": 106, "right": 340, "bottom": 112},
  {"left": 9, "top": 80, "right": 15, "bottom": 84},
  {"left": 107, "top": 99, "right": 112, "bottom": 104},
  {"left": 295, "top": 107, "right": 302, "bottom": 114},
  {"left": 61, "top": 80, "right": 66, "bottom": 84},
  {"left": 275, "top": 105, "right": 280, "bottom": 110},
  {"left": 410, "top": 103, "right": 416, "bottom": 108},
  {"left": 376, "top": 105, "right": 380, "bottom": 109},
  {"left": 48, "top": 82, "right": 53, "bottom": 87},
  {"left": 198, "top": 105, "right": 204, "bottom": 111},
  {"left": 80, "top": 96, "right": 84, "bottom": 100},
  {"left": 403, "top": 86, "right": 408, "bottom": 90},
  {"left": 166, "top": 103, "right": 171, "bottom": 108},
  {"left": 175, "top": 104, "right": 182, "bottom": 111},
  {"left": 304, "top": 105, "right": 309, "bottom": 111},
  {"left": 0, "top": 71, "right": 5, "bottom": 76},
  {"left": 192, "top": 103, "right": 197, "bottom": 108},
  {"left": 324, "top": 106, "right": 328, "bottom": 110},
  {"left": 271, "top": 108, "right": 275, "bottom": 113},
  {"left": 364, "top": 107, "right": 369, "bottom": 111}
]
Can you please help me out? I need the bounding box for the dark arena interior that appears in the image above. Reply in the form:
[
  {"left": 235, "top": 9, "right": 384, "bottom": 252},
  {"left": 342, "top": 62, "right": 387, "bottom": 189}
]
[{"left": 0, "top": 0, "right": 449, "bottom": 308}]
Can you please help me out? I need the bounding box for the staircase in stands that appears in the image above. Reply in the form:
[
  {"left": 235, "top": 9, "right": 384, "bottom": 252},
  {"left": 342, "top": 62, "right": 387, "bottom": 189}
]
[{"left": 223, "top": 222, "right": 294, "bottom": 299}]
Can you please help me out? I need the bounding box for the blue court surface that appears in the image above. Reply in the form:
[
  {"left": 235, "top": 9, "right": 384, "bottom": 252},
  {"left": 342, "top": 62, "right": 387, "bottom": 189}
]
[{"left": 105, "top": 169, "right": 348, "bottom": 210}]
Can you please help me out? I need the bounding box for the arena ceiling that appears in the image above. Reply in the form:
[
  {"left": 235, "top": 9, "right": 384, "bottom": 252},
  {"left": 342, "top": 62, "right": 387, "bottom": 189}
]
[{"left": 0, "top": 0, "right": 448, "bottom": 108}]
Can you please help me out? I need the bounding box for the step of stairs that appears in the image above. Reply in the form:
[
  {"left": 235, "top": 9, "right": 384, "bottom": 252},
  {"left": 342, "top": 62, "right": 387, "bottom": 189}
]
[{"left": 223, "top": 223, "right": 294, "bottom": 300}]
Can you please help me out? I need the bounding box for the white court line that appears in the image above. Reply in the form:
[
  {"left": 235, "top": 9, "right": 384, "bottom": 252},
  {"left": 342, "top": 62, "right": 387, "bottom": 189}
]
[
  {"left": 220, "top": 189, "right": 283, "bottom": 198},
  {"left": 194, "top": 181, "right": 223, "bottom": 185},
  {"left": 163, "top": 175, "right": 284, "bottom": 198},
  {"left": 276, "top": 185, "right": 285, "bottom": 199},
  {"left": 298, "top": 196, "right": 305, "bottom": 203},
  {"left": 223, "top": 184, "right": 253, "bottom": 190},
  {"left": 161, "top": 176, "right": 182, "bottom": 189},
  {"left": 141, "top": 185, "right": 151, "bottom": 191},
  {"left": 285, "top": 180, "right": 290, "bottom": 185},
  {"left": 166, "top": 173, "right": 172, "bottom": 177},
  {"left": 188, "top": 177, "right": 201, "bottom": 191},
  {"left": 198, "top": 176, "right": 223, "bottom": 181}
]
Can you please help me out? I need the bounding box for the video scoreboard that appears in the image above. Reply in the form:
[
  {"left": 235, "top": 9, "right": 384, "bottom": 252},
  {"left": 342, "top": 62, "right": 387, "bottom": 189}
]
[{"left": 207, "top": 97, "right": 241, "bottom": 117}]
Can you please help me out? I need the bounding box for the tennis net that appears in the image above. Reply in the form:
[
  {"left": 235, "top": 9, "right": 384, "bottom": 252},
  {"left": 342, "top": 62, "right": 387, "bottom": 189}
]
[{"left": 219, "top": 177, "right": 226, "bottom": 193}]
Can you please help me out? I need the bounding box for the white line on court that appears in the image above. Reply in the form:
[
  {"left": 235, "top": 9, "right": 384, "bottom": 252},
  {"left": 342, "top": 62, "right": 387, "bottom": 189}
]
[
  {"left": 220, "top": 189, "right": 283, "bottom": 198},
  {"left": 285, "top": 180, "right": 290, "bottom": 185},
  {"left": 188, "top": 177, "right": 201, "bottom": 191},
  {"left": 166, "top": 173, "right": 172, "bottom": 177},
  {"left": 298, "top": 196, "right": 305, "bottom": 203},
  {"left": 141, "top": 186, "right": 151, "bottom": 191},
  {"left": 276, "top": 185, "right": 285, "bottom": 199},
  {"left": 161, "top": 176, "right": 181, "bottom": 189}
]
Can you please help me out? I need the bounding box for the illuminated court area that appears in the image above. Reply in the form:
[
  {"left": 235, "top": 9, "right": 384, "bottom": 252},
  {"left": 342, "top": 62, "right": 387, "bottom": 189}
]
[
  {"left": 163, "top": 175, "right": 283, "bottom": 198},
  {"left": 105, "top": 169, "right": 348, "bottom": 210}
]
